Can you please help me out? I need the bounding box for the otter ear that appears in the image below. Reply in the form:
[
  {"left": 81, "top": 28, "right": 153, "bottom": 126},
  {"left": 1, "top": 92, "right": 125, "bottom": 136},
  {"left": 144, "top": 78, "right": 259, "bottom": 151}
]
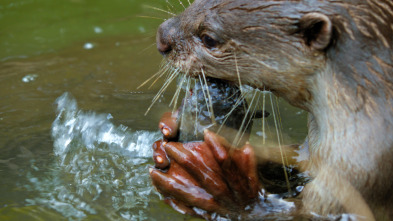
[{"left": 298, "top": 12, "right": 332, "bottom": 51}]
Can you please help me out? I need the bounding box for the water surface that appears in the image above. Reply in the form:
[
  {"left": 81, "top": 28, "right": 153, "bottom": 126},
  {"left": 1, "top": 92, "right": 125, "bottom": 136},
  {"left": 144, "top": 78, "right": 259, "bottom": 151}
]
[{"left": 0, "top": 0, "right": 308, "bottom": 220}]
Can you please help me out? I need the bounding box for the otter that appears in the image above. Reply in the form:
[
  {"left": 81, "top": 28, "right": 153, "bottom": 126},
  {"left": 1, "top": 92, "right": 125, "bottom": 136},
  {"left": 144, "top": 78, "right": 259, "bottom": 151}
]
[{"left": 150, "top": 0, "right": 393, "bottom": 220}]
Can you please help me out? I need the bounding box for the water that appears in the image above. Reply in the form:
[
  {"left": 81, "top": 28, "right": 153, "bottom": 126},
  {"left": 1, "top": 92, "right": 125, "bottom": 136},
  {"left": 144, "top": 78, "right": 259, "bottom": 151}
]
[
  {"left": 0, "top": 0, "right": 308, "bottom": 220},
  {"left": 26, "top": 93, "right": 161, "bottom": 220}
]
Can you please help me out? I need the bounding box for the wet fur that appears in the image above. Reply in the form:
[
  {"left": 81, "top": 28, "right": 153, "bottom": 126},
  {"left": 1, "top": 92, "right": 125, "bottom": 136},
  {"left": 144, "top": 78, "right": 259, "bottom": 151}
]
[{"left": 157, "top": 0, "right": 393, "bottom": 219}]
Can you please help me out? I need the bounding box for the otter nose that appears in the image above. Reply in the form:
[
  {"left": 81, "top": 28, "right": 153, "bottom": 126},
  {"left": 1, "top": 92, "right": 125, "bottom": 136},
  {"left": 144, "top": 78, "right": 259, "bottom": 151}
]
[
  {"left": 156, "top": 27, "right": 172, "bottom": 55},
  {"left": 156, "top": 18, "right": 178, "bottom": 55}
]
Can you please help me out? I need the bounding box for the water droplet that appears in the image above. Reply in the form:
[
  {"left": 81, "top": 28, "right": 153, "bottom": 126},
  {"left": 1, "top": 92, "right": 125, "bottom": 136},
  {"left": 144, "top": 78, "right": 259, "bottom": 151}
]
[
  {"left": 83, "top": 43, "right": 94, "bottom": 50},
  {"left": 94, "top": 26, "right": 103, "bottom": 34},
  {"left": 256, "top": 131, "right": 267, "bottom": 138},
  {"left": 296, "top": 185, "right": 304, "bottom": 192},
  {"left": 22, "top": 74, "right": 38, "bottom": 83},
  {"left": 138, "top": 26, "right": 146, "bottom": 33}
]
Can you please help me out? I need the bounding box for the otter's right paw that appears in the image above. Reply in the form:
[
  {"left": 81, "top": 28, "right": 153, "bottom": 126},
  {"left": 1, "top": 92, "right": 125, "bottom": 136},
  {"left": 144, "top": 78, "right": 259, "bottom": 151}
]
[{"left": 150, "top": 131, "right": 262, "bottom": 219}]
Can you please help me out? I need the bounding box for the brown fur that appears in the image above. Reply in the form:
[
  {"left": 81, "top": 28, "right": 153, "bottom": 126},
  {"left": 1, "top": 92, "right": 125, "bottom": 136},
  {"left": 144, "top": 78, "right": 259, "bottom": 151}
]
[{"left": 157, "top": 0, "right": 393, "bottom": 219}]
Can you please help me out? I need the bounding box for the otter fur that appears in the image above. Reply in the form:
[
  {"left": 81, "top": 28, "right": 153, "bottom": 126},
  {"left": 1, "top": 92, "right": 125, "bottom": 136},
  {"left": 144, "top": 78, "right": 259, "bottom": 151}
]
[{"left": 155, "top": 0, "right": 393, "bottom": 219}]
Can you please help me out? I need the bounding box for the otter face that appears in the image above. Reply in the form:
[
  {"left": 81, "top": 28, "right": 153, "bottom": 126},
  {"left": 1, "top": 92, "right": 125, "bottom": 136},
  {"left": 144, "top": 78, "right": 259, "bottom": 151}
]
[{"left": 157, "top": 0, "right": 334, "bottom": 109}]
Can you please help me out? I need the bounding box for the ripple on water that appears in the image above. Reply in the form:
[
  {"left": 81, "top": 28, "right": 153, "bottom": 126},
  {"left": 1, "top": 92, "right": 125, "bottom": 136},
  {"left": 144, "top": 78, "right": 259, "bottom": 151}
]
[{"left": 25, "top": 93, "right": 162, "bottom": 220}]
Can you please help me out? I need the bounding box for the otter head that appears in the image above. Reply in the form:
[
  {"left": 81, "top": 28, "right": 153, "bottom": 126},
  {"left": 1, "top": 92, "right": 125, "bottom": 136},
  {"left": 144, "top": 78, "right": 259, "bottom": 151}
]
[{"left": 156, "top": 0, "right": 334, "bottom": 110}]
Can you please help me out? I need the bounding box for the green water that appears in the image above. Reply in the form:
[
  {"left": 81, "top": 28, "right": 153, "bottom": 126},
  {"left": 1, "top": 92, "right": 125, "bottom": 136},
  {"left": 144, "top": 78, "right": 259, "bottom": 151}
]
[
  {"left": 1, "top": 0, "right": 170, "bottom": 60},
  {"left": 0, "top": 0, "right": 308, "bottom": 220}
]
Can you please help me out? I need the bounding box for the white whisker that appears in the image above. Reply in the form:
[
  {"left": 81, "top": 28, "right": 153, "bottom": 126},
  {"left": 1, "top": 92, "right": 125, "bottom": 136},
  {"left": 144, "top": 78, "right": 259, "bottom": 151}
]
[
  {"left": 269, "top": 93, "right": 291, "bottom": 193},
  {"left": 170, "top": 73, "right": 187, "bottom": 108},
  {"left": 138, "top": 67, "right": 167, "bottom": 90},
  {"left": 233, "top": 89, "right": 258, "bottom": 146},
  {"left": 201, "top": 69, "right": 216, "bottom": 124},
  {"left": 166, "top": 0, "right": 175, "bottom": 11},
  {"left": 177, "top": 0, "right": 186, "bottom": 9},
  {"left": 136, "top": 15, "right": 165, "bottom": 21},
  {"left": 145, "top": 69, "right": 179, "bottom": 115},
  {"left": 148, "top": 63, "right": 172, "bottom": 89},
  {"left": 234, "top": 53, "right": 244, "bottom": 94},
  {"left": 180, "top": 76, "right": 192, "bottom": 135},
  {"left": 217, "top": 89, "right": 249, "bottom": 135},
  {"left": 198, "top": 73, "right": 213, "bottom": 123},
  {"left": 139, "top": 42, "right": 159, "bottom": 55},
  {"left": 143, "top": 5, "right": 176, "bottom": 16},
  {"left": 235, "top": 90, "right": 261, "bottom": 147},
  {"left": 262, "top": 88, "right": 266, "bottom": 145},
  {"left": 275, "top": 96, "right": 290, "bottom": 167}
]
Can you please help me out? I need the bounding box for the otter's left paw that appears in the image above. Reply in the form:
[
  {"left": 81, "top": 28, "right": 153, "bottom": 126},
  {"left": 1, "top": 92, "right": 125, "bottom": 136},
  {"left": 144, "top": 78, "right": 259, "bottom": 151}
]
[{"left": 150, "top": 130, "right": 262, "bottom": 219}]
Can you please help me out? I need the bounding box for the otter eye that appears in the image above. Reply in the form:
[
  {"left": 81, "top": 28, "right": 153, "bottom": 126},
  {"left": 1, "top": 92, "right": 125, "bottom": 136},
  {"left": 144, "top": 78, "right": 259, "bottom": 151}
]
[{"left": 201, "top": 34, "right": 218, "bottom": 49}]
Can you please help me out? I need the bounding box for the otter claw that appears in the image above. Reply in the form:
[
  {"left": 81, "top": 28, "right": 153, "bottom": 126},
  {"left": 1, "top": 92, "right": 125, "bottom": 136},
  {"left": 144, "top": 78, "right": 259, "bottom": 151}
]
[
  {"left": 156, "top": 155, "right": 164, "bottom": 164},
  {"left": 161, "top": 127, "right": 170, "bottom": 136},
  {"left": 159, "top": 112, "right": 179, "bottom": 139},
  {"left": 152, "top": 141, "right": 170, "bottom": 169}
]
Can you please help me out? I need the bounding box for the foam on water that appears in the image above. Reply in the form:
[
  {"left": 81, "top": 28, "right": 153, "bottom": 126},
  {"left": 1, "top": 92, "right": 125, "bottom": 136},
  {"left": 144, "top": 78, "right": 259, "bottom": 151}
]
[
  {"left": 52, "top": 93, "right": 157, "bottom": 160},
  {"left": 25, "top": 93, "right": 162, "bottom": 220}
]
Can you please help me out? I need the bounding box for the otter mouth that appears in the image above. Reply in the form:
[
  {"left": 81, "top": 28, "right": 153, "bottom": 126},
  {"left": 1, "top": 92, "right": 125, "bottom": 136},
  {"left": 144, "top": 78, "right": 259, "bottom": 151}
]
[
  {"left": 177, "top": 77, "right": 247, "bottom": 143},
  {"left": 173, "top": 74, "right": 269, "bottom": 146}
]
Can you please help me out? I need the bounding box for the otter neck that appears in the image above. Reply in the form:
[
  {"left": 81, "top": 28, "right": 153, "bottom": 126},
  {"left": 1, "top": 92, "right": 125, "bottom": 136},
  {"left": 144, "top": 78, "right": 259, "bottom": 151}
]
[{"left": 307, "top": 62, "right": 393, "bottom": 171}]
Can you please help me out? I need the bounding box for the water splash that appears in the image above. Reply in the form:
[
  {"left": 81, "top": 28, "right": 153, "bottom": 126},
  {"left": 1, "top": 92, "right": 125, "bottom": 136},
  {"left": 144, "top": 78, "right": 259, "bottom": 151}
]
[
  {"left": 25, "top": 93, "right": 162, "bottom": 220},
  {"left": 52, "top": 92, "right": 157, "bottom": 160}
]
